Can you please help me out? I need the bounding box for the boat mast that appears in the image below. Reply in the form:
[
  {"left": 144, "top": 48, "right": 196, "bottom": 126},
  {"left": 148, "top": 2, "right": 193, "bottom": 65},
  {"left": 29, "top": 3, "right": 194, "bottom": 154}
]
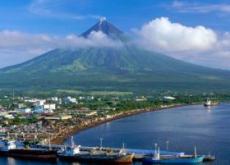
[
  {"left": 194, "top": 146, "right": 197, "bottom": 158},
  {"left": 158, "top": 147, "right": 160, "bottom": 159},
  {"left": 48, "top": 134, "right": 51, "bottom": 151},
  {"left": 122, "top": 142, "right": 125, "bottom": 149},
  {"left": 71, "top": 136, "right": 75, "bottom": 148},
  {"left": 166, "top": 140, "right": 169, "bottom": 151},
  {"left": 100, "top": 137, "right": 103, "bottom": 150},
  {"left": 154, "top": 143, "right": 158, "bottom": 158}
]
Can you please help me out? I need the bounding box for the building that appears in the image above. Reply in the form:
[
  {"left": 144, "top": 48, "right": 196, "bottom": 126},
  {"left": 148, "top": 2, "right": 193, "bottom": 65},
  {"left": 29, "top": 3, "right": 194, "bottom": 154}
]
[
  {"left": 3, "top": 114, "right": 14, "bottom": 119},
  {"left": 25, "top": 99, "right": 46, "bottom": 106},
  {"left": 163, "top": 96, "right": 176, "bottom": 101},
  {"left": 63, "top": 96, "right": 78, "bottom": 104},
  {"left": 44, "top": 115, "right": 72, "bottom": 120},
  {"left": 85, "top": 111, "right": 97, "bottom": 117},
  {"left": 135, "top": 96, "right": 147, "bottom": 102},
  {"left": 50, "top": 97, "right": 59, "bottom": 102},
  {"left": 18, "top": 103, "right": 25, "bottom": 109},
  {"left": 33, "top": 105, "right": 44, "bottom": 114},
  {"left": 44, "top": 104, "right": 56, "bottom": 111},
  {"left": 18, "top": 108, "right": 32, "bottom": 114}
]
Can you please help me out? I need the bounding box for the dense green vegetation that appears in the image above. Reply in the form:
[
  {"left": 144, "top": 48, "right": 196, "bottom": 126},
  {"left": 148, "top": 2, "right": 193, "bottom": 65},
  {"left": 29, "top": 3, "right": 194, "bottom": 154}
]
[
  {"left": 0, "top": 46, "right": 230, "bottom": 95},
  {"left": 10, "top": 115, "right": 37, "bottom": 125}
]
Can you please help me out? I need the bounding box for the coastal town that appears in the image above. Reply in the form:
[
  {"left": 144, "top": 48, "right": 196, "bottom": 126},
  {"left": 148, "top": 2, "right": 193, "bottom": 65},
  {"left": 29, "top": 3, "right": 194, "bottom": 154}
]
[
  {"left": 0, "top": 92, "right": 223, "bottom": 145},
  {"left": 0, "top": 92, "right": 219, "bottom": 164}
]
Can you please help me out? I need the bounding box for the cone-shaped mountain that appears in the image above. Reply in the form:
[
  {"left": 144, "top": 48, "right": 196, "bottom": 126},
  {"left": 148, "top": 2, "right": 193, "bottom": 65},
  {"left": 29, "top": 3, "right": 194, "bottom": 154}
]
[
  {"left": 81, "top": 17, "right": 123, "bottom": 39},
  {"left": 0, "top": 19, "right": 230, "bottom": 93}
]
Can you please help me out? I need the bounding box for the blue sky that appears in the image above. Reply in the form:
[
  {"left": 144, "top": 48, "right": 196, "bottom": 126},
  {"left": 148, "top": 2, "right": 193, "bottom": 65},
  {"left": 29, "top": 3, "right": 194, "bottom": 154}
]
[
  {"left": 0, "top": 0, "right": 230, "bottom": 69},
  {"left": 1, "top": 0, "right": 230, "bottom": 34}
]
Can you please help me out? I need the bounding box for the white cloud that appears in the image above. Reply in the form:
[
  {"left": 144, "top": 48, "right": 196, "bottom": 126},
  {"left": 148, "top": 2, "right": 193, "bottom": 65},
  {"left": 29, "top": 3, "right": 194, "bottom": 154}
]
[
  {"left": 135, "top": 17, "right": 217, "bottom": 53},
  {"left": 134, "top": 17, "right": 230, "bottom": 70},
  {"left": 0, "top": 30, "right": 56, "bottom": 68},
  {"left": 64, "top": 31, "right": 123, "bottom": 48},
  {"left": 0, "top": 30, "right": 122, "bottom": 68},
  {"left": 171, "top": 1, "right": 230, "bottom": 14}
]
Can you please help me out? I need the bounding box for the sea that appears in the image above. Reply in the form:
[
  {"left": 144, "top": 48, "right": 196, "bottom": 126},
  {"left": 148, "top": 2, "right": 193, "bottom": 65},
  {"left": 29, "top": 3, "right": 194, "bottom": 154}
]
[{"left": 1, "top": 103, "right": 230, "bottom": 165}]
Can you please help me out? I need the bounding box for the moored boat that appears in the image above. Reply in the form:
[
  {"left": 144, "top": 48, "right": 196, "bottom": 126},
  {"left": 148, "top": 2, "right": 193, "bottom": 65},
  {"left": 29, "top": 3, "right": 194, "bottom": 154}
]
[
  {"left": 143, "top": 156, "right": 204, "bottom": 164},
  {"left": 0, "top": 140, "right": 57, "bottom": 161},
  {"left": 8, "top": 148, "right": 57, "bottom": 161},
  {"left": 203, "top": 154, "right": 216, "bottom": 162},
  {"left": 58, "top": 137, "right": 134, "bottom": 164},
  {"left": 204, "top": 98, "right": 219, "bottom": 107},
  {"left": 143, "top": 147, "right": 204, "bottom": 164}
]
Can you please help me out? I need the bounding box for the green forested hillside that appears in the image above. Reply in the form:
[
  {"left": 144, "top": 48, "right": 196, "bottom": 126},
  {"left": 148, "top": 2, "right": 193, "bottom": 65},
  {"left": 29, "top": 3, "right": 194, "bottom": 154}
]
[{"left": 0, "top": 19, "right": 230, "bottom": 95}]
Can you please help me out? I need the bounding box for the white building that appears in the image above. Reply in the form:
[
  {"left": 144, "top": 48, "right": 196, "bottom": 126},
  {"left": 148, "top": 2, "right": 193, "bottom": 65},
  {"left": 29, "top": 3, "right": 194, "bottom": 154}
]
[
  {"left": 25, "top": 99, "right": 46, "bottom": 106},
  {"left": 35, "top": 99, "right": 46, "bottom": 106},
  {"left": 163, "top": 96, "right": 176, "bottom": 101},
  {"left": 51, "top": 97, "right": 59, "bottom": 102},
  {"left": 135, "top": 96, "right": 147, "bottom": 102},
  {"left": 44, "top": 104, "right": 56, "bottom": 111},
  {"left": 85, "top": 111, "right": 97, "bottom": 117},
  {"left": 0, "top": 112, "right": 14, "bottom": 119},
  {"left": 18, "top": 103, "right": 25, "bottom": 109},
  {"left": 3, "top": 114, "right": 14, "bottom": 119},
  {"left": 63, "top": 96, "right": 78, "bottom": 104},
  {"left": 18, "top": 108, "right": 32, "bottom": 114}
]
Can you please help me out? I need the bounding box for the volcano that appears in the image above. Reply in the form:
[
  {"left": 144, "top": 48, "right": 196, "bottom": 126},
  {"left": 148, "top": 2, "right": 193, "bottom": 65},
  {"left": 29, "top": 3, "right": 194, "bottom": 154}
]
[
  {"left": 81, "top": 17, "right": 123, "bottom": 39},
  {"left": 0, "top": 19, "right": 230, "bottom": 94}
]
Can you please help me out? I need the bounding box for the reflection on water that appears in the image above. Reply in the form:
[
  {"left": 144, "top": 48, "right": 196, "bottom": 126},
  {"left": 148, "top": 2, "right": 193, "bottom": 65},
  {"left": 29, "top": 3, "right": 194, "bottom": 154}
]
[{"left": 7, "top": 158, "right": 16, "bottom": 165}]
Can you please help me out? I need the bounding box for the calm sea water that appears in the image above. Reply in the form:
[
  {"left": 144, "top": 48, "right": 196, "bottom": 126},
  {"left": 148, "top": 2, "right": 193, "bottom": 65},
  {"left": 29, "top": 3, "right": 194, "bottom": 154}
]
[{"left": 1, "top": 104, "right": 230, "bottom": 165}]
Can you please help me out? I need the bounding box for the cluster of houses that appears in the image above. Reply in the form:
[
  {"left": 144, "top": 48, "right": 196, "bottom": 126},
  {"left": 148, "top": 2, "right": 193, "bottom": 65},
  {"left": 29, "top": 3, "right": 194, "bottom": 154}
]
[
  {"left": 0, "top": 94, "right": 177, "bottom": 121},
  {"left": 0, "top": 96, "right": 82, "bottom": 120},
  {"left": 22, "top": 98, "right": 57, "bottom": 114}
]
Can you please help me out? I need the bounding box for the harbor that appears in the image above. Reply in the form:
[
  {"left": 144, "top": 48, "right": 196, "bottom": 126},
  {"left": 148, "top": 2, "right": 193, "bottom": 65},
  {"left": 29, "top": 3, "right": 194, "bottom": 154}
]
[
  {"left": 0, "top": 104, "right": 229, "bottom": 164},
  {"left": 0, "top": 138, "right": 215, "bottom": 164}
]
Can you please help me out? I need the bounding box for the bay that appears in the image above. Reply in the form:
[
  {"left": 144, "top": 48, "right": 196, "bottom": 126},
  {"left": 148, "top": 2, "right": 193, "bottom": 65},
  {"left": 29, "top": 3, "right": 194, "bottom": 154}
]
[{"left": 1, "top": 104, "right": 230, "bottom": 165}]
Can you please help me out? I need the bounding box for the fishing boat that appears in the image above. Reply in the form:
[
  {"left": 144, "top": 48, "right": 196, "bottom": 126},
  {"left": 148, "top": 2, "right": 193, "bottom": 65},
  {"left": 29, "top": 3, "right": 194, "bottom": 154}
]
[
  {"left": 0, "top": 139, "right": 57, "bottom": 161},
  {"left": 204, "top": 98, "right": 219, "bottom": 107},
  {"left": 143, "top": 147, "right": 204, "bottom": 164},
  {"left": 58, "top": 137, "right": 134, "bottom": 164}
]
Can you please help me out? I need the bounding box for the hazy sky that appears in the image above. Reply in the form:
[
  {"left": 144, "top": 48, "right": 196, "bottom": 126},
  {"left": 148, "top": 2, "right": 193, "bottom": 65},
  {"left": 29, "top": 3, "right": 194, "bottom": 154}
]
[{"left": 1, "top": 0, "right": 230, "bottom": 69}]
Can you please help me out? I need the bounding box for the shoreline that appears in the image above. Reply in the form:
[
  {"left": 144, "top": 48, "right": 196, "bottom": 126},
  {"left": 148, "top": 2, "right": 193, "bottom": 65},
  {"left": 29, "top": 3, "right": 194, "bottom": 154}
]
[{"left": 50, "top": 103, "right": 199, "bottom": 144}]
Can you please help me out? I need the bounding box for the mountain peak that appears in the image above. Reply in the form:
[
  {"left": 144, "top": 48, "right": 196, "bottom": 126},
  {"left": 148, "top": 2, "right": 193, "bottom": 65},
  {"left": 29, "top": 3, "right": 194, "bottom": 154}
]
[
  {"left": 81, "top": 17, "right": 123, "bottom": 39},
  {"left": 99, "top": 17, "right": 107, "bottom": 24}
]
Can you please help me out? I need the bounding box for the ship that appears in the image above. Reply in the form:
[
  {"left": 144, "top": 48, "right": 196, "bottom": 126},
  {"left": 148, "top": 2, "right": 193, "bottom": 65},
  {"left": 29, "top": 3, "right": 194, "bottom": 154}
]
[
  {"left": 142, "top": 147, "right": 204, "bottom": 164},
  {"left": 0, "top": 140, "right": 57, "bottom": 161},
  {"left": 58, "top": 137, "right": 134, "bottom": 164},
  {"left": 204, "top": 98, "right": 219, "bottom": 107}
]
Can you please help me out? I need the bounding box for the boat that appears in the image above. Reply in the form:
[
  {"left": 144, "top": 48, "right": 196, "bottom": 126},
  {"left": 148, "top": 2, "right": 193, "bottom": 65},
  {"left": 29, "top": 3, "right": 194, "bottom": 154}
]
[
  {"left": 204, "top": 98, "right": 219, "bottom": 107},
  {"left": 58, "top": 137, "right": 134, "bottom": 164},
  {"left": 143, "top": 147, "right": 204, "bottom": 164},
  {"left": 0, "top": 139, "right": 57, "bottom": 161},
  {"left": 203, "top": 154, "right": 216, "bottom": 162}
]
